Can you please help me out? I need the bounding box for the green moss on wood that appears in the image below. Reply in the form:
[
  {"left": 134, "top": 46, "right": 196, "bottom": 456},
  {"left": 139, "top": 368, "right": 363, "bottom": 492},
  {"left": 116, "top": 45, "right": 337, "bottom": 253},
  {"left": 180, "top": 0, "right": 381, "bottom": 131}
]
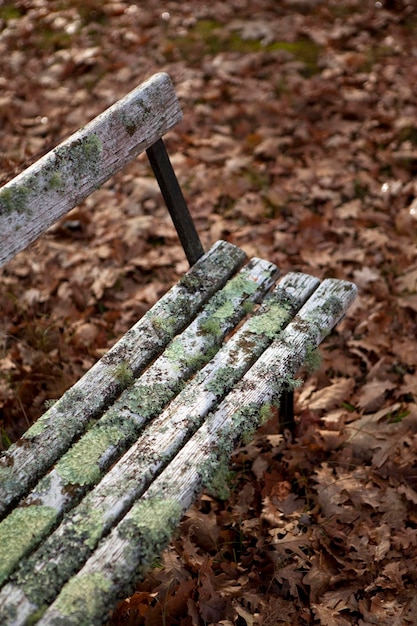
[
  {"left": 24, "top": 413, "right": 50, "bottom": 438},
  {"left": 0, "top": 506, "right": 56, "bottom": 585},
  {"left": 70, "top": 506, "right": 106, "bottom": 550},
  {"left": 12, "top": 505, "right": 107, "bottom": 613},
  {"left": 199, "top": 317, "right": 222, "bottom": 338},
  {"left": 0, "top": 185, "right": 31, "bottom": 215},
  {"left": 53, "top": 572, "right": 111, "bottom": 623},
  {"left": 223, "top": 271, "right": 260, "bottom": 297},
  {"left": 119, "top": 498, "right": 182, "bottom": 569},
  {"left": 82, "top": 134, "right": 103, "bottom": 160},
  {"left": 242, "top": 300, "right": 255, "bottom": 314},
  {"left": 55, "top": 133, "right": 103, "bottom": 181},
  {"left": 24, "top": 607, "right": 48, "bottom": 625},
  {"left": 120, "top": 380, "right": 177, "bottom": 420},
  {"left": 182, "top": 346, "right": 218, "bottom": 374},
  {"left": 202, "top": 449, "right": 235, "bottom": 500},
  {"left": 152, "top": 315, "right": 177, "bottom": 337},
  {"left": 55, "top": 425, "right": 123, "bottom": 486},
  {"left": 164, "top": 338, "right": 187, "bottom": 364},
  {"left": 205, "top": 365, "right": 242, "bottom": 398},
  {"left": 48, "top": 171, "right": 64, "bottom": 191},
  {"left": 113, "top": 361, "right": 134, "bottom": 386},
  {"left": 179, "top": 272, "right": 203, "bottom": 292},
  {"left": 247, "top": 302, "right": 291, "bottom": 339},
  {"left": 24, "top": 387, "right": 85, "bottom": 440}
]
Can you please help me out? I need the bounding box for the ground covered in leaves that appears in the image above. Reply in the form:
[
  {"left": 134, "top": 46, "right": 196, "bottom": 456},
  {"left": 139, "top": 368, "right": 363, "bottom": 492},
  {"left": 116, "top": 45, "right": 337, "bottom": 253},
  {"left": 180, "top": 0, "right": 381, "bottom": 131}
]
[{"left": 1, "top": 0, "right": 417, "bottom": 624}]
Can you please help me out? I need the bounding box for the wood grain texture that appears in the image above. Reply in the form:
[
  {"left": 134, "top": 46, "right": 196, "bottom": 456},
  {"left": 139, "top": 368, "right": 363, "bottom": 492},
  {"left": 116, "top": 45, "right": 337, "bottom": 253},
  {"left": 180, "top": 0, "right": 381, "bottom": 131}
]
[
  {"left": 31, "top": 279, "right": 357, "bottom": 626},
  {"left": 0, "top": 254, "right": 278, "bottom": 592},
  {"left": 0, "top": 240, "right": 246, "bottom": 518},
  {"left": 0, "top": 72, "right": 181, "bottom": 267},
  {"left": 2, "top": 270, "right": 315, "bottom": 624}
]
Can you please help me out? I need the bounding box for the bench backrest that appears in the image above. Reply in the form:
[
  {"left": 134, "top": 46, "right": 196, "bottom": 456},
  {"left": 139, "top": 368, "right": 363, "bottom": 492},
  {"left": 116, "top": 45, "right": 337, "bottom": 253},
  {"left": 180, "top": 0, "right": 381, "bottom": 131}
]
[{"left": 0, "top": 72, "right": 185, "bottom": 268}]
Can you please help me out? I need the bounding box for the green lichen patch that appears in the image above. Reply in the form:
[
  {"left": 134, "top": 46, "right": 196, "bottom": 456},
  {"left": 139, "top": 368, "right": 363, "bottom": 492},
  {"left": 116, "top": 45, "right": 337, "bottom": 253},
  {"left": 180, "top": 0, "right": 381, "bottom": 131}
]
[
  {"left": 229, "top": 399, "right": 282, "bottom": 444},
  {"left": 113, "top": 361, "right": 134, "bottom": 386},
  {"left": 222, "top": 271, "right": 260, "bottom": 298},
  {"left": 122, "top": 498, "right": 181, "bottom": 536},
  {"left": 0, "top": 184, "right": 31, "bottom": 216},
  {"left": 199, "top": 317, "right": 222, "bottom": 338},
  {"left": 120, "top": 380, "right": 177, "bottom": 421},
  {"left": 55, "top": 425, "right": 123, "bottom": 486},
  {"left": 205, "top": 365, "right": 242, "bottom": 398},
  {"left": 82, "top": 133, "right": 103, "bottom": 160},
  {"left": 178, "top": 271, "right": 203, "bottom": 293},
  {"left": 55, "top": 133, "right": 103, "bottom": 182},
  {"left": 0, "top": 506, "right": 56, "bottom": 585},
  {"left": 24, "top": 413, "right": 50, "bottom": 439},
  {"left": 259, "top": 402, "right": 274, "bottom": 423},
  {"left": 53, "top": 572, "right": 111, "bottom": 623},
  {"left": 197, "top": 270, "right": 262, "bottom": 337},
  {"left": 209, "top": 300, "right": 235, "bottom": 325},
  {"left": 163, "top": 338, "right": 187, "bottom": 364},
  {"left": 0, "top": 467, "right": 12, "bottom": 490},
  {"left": 242, "top": 300, "right": 255, "bottom": 314},
  {"left": 247, "top": 302, "right": 291, "bottom": 339},
  {"left": 184, "top": 346, "right": 220, "bottom": 377},
  {"left": 200, "top": 448, "right": 235, "bottom": 501},
  {"left": 14, "top": 506, "right": 107, "bottom": 612},
  {"left": 24, "top": 387, "right": 85, "bottom": 441},
  {"left": 48, "top": 171, "right": 64, "bottom": 191},
  {"left": 151, "top": 315, "right": 178, "bottom": 337},
  {"left": 321, "top": 294, "right": 344, "bottom": 319},
  {"left": 70, "top": 506, "right": 106, "bottom": 551},
  {"left": 119, "top": 498, "right": 182, "bottom": 568}
]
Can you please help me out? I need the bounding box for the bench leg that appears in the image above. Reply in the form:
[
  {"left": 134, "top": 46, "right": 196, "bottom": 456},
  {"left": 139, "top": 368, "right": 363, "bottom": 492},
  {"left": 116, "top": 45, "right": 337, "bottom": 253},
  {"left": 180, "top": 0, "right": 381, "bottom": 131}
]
[
  {"left": 146, "top": 138, "right": 205, "bottom": 266},
  {"left": 279, "top": 388, "right": 295, "bottom": 434}
]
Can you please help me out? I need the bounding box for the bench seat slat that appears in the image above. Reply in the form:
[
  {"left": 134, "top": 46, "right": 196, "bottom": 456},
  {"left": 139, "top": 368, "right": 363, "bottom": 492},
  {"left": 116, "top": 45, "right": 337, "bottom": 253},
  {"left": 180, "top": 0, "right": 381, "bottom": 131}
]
[
  {"left": 0, "top": 273, "right": 319, "bottom": 622},
  {"left": 0, "top": 72, "right": 181, "bottom": 268},
  {"left": 0, "top": 255, "right": 278, "bottom": 590},
  {"left": 0, "top": 240, "right": 246, "bottom": 518},
  {"left": 32, "top": 279, "right": 357, "bottom": 626}
]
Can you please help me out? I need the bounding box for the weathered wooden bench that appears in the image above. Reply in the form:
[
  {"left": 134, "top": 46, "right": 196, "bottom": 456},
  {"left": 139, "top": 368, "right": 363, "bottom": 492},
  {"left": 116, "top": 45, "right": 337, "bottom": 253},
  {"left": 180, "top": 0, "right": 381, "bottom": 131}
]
[{"left": 0, "top": 72, "right": 357, "bottom": 625}]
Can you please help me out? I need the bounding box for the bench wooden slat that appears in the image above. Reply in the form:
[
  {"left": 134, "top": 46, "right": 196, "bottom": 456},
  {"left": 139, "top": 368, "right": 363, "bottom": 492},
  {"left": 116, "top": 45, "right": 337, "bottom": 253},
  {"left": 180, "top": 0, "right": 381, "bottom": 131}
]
[
  {"left": 0, "top": 255, "right": 278, "bottom": 589},
  {"left": 0, "top": 273, "right": 319, "bottom": 622},
  {"left": 31, "top": 279, "right": 357, "bottom": 626},
  {"left": 0, "top": 72, "right": 181, "bottom": 267},
  {"left": 0, "top": 240, "right": 246, "bottom": 517}
]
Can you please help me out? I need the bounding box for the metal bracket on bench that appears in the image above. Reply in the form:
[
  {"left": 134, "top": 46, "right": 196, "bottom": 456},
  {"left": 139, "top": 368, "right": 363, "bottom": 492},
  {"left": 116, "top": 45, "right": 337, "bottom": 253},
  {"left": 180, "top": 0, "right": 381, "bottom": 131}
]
[{"left": 146, "top": 138, "right": 205, "bottom": 266}]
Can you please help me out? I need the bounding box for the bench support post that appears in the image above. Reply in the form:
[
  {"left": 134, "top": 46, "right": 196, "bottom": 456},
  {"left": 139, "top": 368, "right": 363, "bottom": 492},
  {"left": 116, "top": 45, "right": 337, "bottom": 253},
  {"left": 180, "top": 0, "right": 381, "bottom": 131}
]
[
  {"left": 146, "top": 139, "right": 205, "bottom": 266},
  {"left": 280, "top": 388, "right": 295, "bottom": 433}
]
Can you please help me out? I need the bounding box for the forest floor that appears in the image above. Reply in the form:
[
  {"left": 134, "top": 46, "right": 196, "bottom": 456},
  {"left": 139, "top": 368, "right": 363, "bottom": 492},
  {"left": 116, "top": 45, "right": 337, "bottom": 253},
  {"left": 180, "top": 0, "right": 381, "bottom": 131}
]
[{"left": 1, "top": 0, "right": 417, "bottom": 624}]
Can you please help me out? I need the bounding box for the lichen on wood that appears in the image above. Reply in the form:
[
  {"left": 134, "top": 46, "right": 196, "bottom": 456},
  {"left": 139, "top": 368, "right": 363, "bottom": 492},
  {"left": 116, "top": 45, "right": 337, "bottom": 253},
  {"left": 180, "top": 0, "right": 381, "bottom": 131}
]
[{"left": 0, "top": 240, "right": 246, "bottom": 519}]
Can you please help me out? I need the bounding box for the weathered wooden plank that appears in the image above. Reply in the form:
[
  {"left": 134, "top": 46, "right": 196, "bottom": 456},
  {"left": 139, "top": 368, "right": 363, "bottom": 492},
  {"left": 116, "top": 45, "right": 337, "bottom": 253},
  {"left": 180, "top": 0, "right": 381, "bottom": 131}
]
[
  {"left": 0, "top": 73, "right": 182, "bottom": 267},
  {"left": 0, "top": 255, "right": 278, "bottom": 593},
  {"left": 0, "top": 273, "right": 316, "bottom": 622},
  {"left": 34, "top": 279, "right": 357, "bottom": 626},
  {"left": 0, "top": 240, "right": 246, "bottom": 518}
]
